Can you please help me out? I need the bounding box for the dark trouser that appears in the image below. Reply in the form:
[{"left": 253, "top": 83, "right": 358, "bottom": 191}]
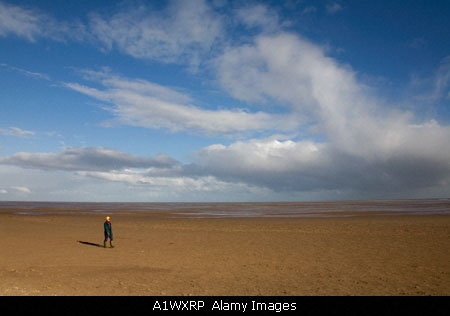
[{"left": 104, "top": 232, "right": 113, "bottom": 242}]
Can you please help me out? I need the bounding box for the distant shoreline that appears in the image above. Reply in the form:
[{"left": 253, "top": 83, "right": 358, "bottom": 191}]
[{"left": 1, "top": 199, "right": 449, "bottom": 219}]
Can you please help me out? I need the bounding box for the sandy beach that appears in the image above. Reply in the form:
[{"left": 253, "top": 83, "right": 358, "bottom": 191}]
[{"left": 1, "top": 210, "right": 449, "bottom": 296}]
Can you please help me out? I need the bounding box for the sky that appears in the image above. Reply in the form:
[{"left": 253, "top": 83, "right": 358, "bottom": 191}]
[{"left": 0, "top": 0, "right": 449, "bottom": 202}]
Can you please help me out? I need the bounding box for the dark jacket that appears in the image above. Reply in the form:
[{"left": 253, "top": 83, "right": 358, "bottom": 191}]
[{"left": 104, "top": 221, "right": 112, "bottom": 235}]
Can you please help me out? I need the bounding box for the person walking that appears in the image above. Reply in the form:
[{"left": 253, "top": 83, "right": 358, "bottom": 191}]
[{"left": 104, "top": 216, "right": 114, "bottom": 248}]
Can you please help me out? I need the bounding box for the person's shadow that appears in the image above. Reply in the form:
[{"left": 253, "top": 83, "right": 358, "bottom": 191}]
[{"left": 77, "top": 241, "right": 103, "bottom": 247}]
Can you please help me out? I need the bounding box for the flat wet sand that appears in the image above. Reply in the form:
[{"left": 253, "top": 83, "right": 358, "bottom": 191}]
[{"left": 0, "top": 211, "right": 449, "bottom": 295}]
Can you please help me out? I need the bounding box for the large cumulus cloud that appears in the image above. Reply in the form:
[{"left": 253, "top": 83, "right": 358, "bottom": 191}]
[{"left": 206, "top": 33, "right": 450, "bottom": 196}]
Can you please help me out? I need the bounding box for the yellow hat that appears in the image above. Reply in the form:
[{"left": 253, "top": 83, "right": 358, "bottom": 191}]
[{"left": 106, "top": 216, "right": 110, "bottom": 221}]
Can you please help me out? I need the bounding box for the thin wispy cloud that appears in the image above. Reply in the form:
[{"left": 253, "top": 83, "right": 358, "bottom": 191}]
[
  {"left": 0, "top": 1, "right": 49, "bottom": 41},
  {"left": 0, "top": 127, "right": 35, "bottom": 138},
  {"left": 0, "top": 186, "right": 31, "bottom": 195},
  {"left": 64, "top": 71, "right": 300, "bottom": 135},
  {"left": 411, "top": 55, "right": 450, "bottom": 104},
  {"left": 11, "top": 186, "right": 31, "bottom": 194},
  {"left": 0, "top": 63, "right": 50, "bottom": 80},
  {"left": 0, "top": 1, "right": 87, "bottom": 42}
]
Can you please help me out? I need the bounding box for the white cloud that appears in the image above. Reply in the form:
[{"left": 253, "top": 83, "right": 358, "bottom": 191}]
[
  {"left": 0, "top": 63, "right": 50, "bottom": 80},
  {"left": 216, "top": 33, "right": 377, "bottom": 154},
  {"left": 78, "top": 170, "right": 241, "bottom": 193},
  {"left": 0, "top": 147, "right": 177, "bottom": 172},
  {"left": 209, "top": 32, "right": 450, "bottom": 195},
  {"left": 0, "top": 1, "right": 86, "bottom": 42},
  {"left": 0, "top": 161, "right": 265, "bottom": 202},
  {"left": 215, "top": 33, "right": 450, "bottom": 156},
  {"left": 197, "top": 138, "right": 324, "bottom": 174},
  {"left": 11, "top": 186, "right": 31, "bottom": 194},
  {"left": 409, "top": 55, "right": 450, "bottom": 108},
  {"left": 0, "top": 127, "right": 35, "bottom": 138},
  {"left": 0, "top": 0, "right": 223, "bottom": 69},
  {"left": 0, "top": 189, "right": 7, "bottom": 194},
  {"left": 0, "top": 1, "right": 47, "bottom": 41},
  {"left": 431, "top": 56, "right": 450, "bottom": 101},
  {"left": 193, "top": 135, "right": 450, "bottom": 195},
  {"left": 64, "top": 71, "right": 299, "bottom": 135},
  {"left": 236, "top": 4, "right": 280, "bottom": 32},
  {"left": 89, "top": 0, "right": 224, "bottom": 68},
  {"left": 216, "top": 33, "right": 347, "bottom": 108}
]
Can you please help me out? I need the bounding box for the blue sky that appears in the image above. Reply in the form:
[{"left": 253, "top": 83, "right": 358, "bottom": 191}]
[{"left": 0, "top": 0, "right": 449, "bottom": 202}]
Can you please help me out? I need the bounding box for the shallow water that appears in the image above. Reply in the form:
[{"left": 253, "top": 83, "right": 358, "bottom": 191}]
[{"left": 1, "top": 199, "right": 450, "bottom": 218}]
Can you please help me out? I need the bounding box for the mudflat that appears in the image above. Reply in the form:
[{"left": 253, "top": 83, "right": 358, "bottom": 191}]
[{"left": 1, "top": 211, "right": 449, "bottom": 295}]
